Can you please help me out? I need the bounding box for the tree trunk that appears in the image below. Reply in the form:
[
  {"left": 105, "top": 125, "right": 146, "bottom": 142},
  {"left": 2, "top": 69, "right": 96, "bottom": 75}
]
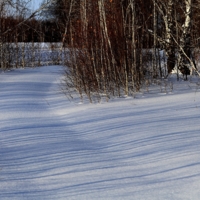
[
  {"left": 166, "top": 0, "right": 176, "bottom": 74},
  {"left": 178, "top": 0, "right": 193, "bottom": 79}
]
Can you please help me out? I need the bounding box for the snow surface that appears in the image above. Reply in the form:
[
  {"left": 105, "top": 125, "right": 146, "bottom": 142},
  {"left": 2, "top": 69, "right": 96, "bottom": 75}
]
[{"left": 0, "top": 66, "right": 200, "bottom": 200}]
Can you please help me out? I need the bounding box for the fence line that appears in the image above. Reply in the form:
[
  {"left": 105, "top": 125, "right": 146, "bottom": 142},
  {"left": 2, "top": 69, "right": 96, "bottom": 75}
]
[{"left": 0, "top": 42, "right": 68, "bottom": 69}]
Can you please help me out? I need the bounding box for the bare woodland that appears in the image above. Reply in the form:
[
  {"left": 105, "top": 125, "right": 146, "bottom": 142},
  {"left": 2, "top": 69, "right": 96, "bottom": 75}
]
[{"left": 1, "top": 0, "right": 200, "bottom": 101}]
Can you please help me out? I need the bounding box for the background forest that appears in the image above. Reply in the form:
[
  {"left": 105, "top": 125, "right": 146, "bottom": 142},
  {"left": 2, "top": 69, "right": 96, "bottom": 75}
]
[{"left": 1, "top": 0, "right": 200, "bottom": 101}]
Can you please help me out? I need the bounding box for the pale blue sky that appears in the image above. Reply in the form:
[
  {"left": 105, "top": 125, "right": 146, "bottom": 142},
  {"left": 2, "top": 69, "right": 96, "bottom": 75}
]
[{"left": 30, "top": 0, "right": 43, "bottom": 10}]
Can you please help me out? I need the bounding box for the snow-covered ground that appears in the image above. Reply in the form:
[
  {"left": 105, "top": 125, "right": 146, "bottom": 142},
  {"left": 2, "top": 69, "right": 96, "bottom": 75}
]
[{"left": 0, "top": 66, "right": 200, "bottom": 200}]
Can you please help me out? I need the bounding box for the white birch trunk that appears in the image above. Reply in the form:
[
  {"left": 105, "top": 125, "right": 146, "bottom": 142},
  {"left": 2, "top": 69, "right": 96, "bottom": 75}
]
[
  {"left": 98, "top": 0, "right": 116, "bottom": 67},
  {"left": 166, "top": 0, "right": 176, "bottom": 74},
  {"left": 152, "top": 0, "right": 157, "bottom": 76},
  {"left": 0, "top": 39, "right": 3, "bottom": 69},
  {"left": 177, "top": 0, "right": 199, "bottom": 78},
  {"left": 80, "top": 0, "right": 87, "bottom": 41},
  {"left": 129, "top": 0, "right": 138, "bottom": 90},
  {"left": 121, "top": 3, "right": 129, "bottom": 95}
]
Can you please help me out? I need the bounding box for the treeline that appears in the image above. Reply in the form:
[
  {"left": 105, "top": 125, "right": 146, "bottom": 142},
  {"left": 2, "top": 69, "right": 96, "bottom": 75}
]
[{"left": 1, "top": 17, "right": 61, "bottom": 43}]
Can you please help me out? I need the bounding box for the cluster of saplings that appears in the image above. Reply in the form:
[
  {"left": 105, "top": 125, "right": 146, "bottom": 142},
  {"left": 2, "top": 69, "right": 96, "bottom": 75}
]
[{"left": 62, "top": 0, "right": 200, "bottom": 102}]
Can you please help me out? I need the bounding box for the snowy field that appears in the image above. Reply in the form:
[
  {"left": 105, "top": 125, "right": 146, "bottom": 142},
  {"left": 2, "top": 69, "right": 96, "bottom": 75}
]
[{"left": 0, "top": 66, "right": 200, "bottom": 199}]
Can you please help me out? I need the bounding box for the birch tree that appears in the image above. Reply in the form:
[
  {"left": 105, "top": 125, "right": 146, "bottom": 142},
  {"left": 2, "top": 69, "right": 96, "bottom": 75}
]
[
  {"left": 177, "top": 0, "right": 197, "bottom": 78},
  {"left": 156, "top": 0, "right": 200, "bottom": 78}
]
